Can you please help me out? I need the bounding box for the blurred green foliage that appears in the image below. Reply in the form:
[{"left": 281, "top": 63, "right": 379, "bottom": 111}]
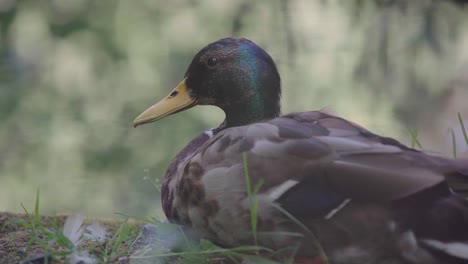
[{"left": 0, "top": 0, "right": 467, "bottom": 217}]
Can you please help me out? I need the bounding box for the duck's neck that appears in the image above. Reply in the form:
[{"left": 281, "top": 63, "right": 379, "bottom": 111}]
[
  {"left": 221, "top": 95, "right": 280, "bottom": 129},
  {"left": 220, "top": 43, "right": 281, "bottom": 129}
]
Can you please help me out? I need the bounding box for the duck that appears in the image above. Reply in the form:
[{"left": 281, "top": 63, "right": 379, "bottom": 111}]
[{"left": 133, "top": 38, "right": 468, "bottom": 264}]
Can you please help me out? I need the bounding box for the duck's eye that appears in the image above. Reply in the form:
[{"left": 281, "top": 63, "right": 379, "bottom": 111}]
[{"left": 207, "top": 57, "right": 218, "bottom": 67}]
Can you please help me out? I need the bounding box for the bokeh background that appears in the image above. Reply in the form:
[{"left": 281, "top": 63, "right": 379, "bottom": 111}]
[{"left": 1, "top": 0, "right": 468, "bottom": 218}]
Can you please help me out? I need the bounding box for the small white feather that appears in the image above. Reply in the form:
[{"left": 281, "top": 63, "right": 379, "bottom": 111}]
[
  {"left": 84, "top": 222, "right": 107, "bottom": 242},
  {"left": 268, "top": 180, "right": 299, "bottom": 200},
  {"left": 325, "top": 198, "right": 351, "bottom": 219},
  {"left": 422, "top": 239, "right": 468, "bottom": 259},
  {"left": 204, "top": 129, "right": 215, "bottom": 138},
  {"left": 63, "top": 214, "right": 85, "bottom": 247}
]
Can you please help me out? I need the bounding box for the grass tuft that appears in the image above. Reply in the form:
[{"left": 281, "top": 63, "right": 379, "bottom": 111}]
[
  {"left": 19, "top": 190, "right": 76, "bottom": 261},
  {"left": 18, "top": 191, "right": 140, "bottom": 263},
  {"left": 407, "top": 127, "right": 423, "bottom": 149}
]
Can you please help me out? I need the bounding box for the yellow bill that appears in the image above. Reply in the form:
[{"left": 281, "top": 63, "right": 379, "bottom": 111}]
[{"left": 133, "top": 79, "right": 197, "bottom": 127}]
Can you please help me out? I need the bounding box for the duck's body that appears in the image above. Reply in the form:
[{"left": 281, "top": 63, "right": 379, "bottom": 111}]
[{"left": 134, "top": 38, "right": 468, "bottom": 263}]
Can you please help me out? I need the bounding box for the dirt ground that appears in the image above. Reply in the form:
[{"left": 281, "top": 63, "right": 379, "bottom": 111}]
[
  {"left": 0, "top": 212, "right": 134, "bottom": 264},
  {"left": 0, "top": 212, "right": 257, "bottom": 264}
]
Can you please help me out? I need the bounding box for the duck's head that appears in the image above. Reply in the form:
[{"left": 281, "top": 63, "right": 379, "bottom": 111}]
[{"left": 133, "top": 38, "right": 281, "bottom": 129}]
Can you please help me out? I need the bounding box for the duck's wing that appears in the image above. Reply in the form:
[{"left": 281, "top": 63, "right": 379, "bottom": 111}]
[{"left": 197, "top": 111, "right": 466, "bottom": 204}]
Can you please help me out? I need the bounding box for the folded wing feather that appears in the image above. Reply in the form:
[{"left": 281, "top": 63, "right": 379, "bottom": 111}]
[{"left": 197, "top": 111, "right": 463, "bottom": 217}]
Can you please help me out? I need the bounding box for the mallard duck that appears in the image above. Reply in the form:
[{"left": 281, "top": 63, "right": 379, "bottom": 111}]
[{"left": 133, "top": 38, "right": 468, "bottom": 263}]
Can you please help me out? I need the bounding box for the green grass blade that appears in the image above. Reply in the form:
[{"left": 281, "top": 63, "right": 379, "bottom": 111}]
[
  {"left": 243, "top": 153, "right": 252, "bottom": 198},
  {"left": 20, "top": 202, "right": 31, "bottom": 220},
  {"left": 34, "top": 189, "right": 40, "bottom": 225},
  {"left": 251, "top": 179, "right": 264, "bottom": 246},
  {"left": 450, "top": 128, "right": 457, "bottom": 159},
  {"left": 271, "top": 204, "right": 310, "bottom": 234},
  {"left": 106, "top": 218, "right": 135, "bottom": 258},
  {"left": 458, "top": 112, "right": 468, "bottom": 146},
  {"left": 49, "top": 220, "right": 75, "bottom": 249},
  {"left": 20, "top": 194, "right": 39, "bottom": 251},
  {"left": 242, "top": 153, "right": 262, "bottom": 246},
  {"left": 407, "top": 127, "right": 422, "bottom": 149},
  {"left": 272, "top": 204, "right": 329, "bottom": 264}
]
